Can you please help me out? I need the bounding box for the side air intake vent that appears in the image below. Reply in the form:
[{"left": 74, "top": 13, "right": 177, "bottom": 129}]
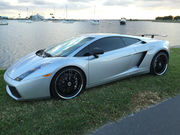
[{"left": 8, "top": 86, "right": 21, "bottom": 98}]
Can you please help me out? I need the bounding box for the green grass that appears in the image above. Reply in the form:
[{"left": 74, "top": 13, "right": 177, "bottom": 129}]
[{"left": 0, "top": 48, "right": 180, "bottom": 135}]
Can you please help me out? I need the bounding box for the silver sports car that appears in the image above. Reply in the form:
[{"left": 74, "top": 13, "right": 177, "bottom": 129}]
[{"left": 4, "top": 33, "right": 169, "bottom": 101}]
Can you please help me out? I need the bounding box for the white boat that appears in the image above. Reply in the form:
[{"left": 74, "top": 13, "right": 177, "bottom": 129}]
[
  {"left": 26, "top": 20, "right": 33, "bottom": 23},
  {"left": 52, "top": 20, "right": 61, "bottom": 23},
  {"left": 0, "top": 20, "right": 8, "bottom": 25},
  {"left": 62, "top": 5, "right": 75, "bottom": 24},
  {"left": 62, "top": 19, "right": 75, "bottom": 23},
  {"left": 90, "top": 20, "right": 99, "bottom": 25},
  {"left": 120, "top": 18, "right": 126, "bottom": 25},
  {"left": 90, "top": 6, "right": 99, "bottom": 25}
]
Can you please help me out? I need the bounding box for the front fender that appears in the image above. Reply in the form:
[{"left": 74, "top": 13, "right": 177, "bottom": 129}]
[{"left": 24, "top": 57, "right": 89, "bottom": 83}]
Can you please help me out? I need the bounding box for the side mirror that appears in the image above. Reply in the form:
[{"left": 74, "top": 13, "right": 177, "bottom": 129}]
[
  {"left": 141, "top": 41, "right": 146, "bottom": 44},
  {"left": 36, "top": 49, "right": 45, "bottom": 56},
  {"left": 91, "top": 47, "right": 104, "bottom": 58}
]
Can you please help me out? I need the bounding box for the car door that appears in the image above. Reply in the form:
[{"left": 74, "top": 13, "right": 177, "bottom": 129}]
[
  {"left": 122, "top": 37, "right": 149, "bottom": 68},
  {"left": 87, "top": 37, "right": 136, "bottom": 85}
]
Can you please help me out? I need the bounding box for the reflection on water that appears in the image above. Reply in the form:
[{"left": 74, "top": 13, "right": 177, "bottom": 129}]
[{"left": 0, "top": 20, "right": 180, "bottom": 68}]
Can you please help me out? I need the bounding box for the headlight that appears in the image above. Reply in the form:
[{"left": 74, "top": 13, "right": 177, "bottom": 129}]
[{"left": 15, "top": 63, "right": 50, "bottom": 81}]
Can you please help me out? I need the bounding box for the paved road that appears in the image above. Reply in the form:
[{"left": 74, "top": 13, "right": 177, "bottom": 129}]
[{"left": 90, "top": 95, "right": 180, "bottom": 135}]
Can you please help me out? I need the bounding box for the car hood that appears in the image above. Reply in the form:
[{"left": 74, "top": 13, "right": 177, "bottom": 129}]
[{"left": 7, "top": 52, "right": 56, "bottom": 79}]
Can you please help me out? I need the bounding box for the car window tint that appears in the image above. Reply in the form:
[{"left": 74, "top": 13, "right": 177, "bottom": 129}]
[
  {"left": 75, "top": 37, "right": 127, "bottom": 57},
  {"left": 90, "top": 37, "right": 126, "bottom": 52},
  {"left": 75, "top": 46, "right": 89, "bottom": 57},
  {"left": 122, "top": 37, "right": 140, "bottom": 46}
]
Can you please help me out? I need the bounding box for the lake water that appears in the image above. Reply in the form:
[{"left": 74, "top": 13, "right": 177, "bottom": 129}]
[{"left": 0, "top": 20, "right": 180, "bottom": 68}]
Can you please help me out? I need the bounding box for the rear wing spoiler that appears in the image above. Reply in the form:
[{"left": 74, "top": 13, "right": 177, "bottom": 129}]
[{"left": 139, "top": 34, "right": 168, "bottom": 39}]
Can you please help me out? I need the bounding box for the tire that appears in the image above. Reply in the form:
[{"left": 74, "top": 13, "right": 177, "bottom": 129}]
[
  {"left": 150, "top": 52, "right": 168, "bottom": 75},
  {"left": 50, "top": 67, "right": 86, "bottom": 99}
]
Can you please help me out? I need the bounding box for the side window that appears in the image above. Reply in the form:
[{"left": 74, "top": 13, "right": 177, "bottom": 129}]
[
  {"left": 122, "top": 37, "right": 140, "bottom": 46},
  {"left": 75, "top": 37, "right": 126, "bottom": 57},
  {"left": 90, "top": 37, "right": 125, "bottom": 52},
  {"left": 75, "top": 46, "right": 89, "bottom": 57}
]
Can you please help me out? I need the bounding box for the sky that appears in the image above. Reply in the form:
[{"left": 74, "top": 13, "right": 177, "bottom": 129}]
[{"left": 0, "top": 0, "right": 179, "bottom": 19}]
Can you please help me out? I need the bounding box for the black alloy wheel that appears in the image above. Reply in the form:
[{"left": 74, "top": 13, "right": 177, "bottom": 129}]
[
  {"left": 150, "top": 52, "right": 168, "bottom": 75},
  {"left": 51, "top": 67, "right": 85, "bottom": 99}
]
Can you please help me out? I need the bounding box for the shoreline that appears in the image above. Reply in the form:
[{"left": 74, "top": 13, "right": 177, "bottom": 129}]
[
  {"left": 170, "top": 45, "right": 180, "bottom": 48},
  {"left": 153, "top": 20, "right": 180, "bottom": 23}
]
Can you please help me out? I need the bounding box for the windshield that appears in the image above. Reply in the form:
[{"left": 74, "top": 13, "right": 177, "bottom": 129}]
[{"left": 44, "top": 36, "right": 94, "bottom": 57}]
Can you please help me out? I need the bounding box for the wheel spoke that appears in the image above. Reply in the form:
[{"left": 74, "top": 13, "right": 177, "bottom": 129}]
[
  {"left": 55, "top": 69, "right": 83, "bottom": 98},
  {"left": 154, "top": 54, "right": 167, "bottom": 75}
]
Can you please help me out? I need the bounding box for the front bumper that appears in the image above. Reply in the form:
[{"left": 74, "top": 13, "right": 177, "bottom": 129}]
[{"left": 4, "top": 71, "right": 51, "bottom": 101}]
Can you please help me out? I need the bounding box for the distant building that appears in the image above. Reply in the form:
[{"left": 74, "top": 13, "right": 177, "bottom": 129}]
[
  {"left": 0, "top": 16, "right": 8, "bottom": 19},
  {"left": 29, "top": 14, "right": 44, "bottom": 21}
]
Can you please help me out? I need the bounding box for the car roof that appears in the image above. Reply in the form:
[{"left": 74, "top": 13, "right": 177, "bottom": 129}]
[
  {"left": 80, "top": 33, "right": 148, "bottom": 40},
  {"left": 68, "top": 33, "right": 156, "bottom": 57}
]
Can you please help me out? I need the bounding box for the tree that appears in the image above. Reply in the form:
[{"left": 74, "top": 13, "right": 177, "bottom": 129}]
[
  {"left": 163, "top": 15, "right": 173, "bottom": 20},
  {"left": 155, "top": 16, "right": 163, "bottom": 20},
  {"left": 174, "top": 16, "right": 180, "bottom": 20}
]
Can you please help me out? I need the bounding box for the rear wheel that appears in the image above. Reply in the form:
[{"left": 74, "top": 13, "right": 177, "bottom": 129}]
[
  {"left": 150, "top": 52, "right": 168, "bottom": 75},
  {"left": 51, "top": 67, "right": 85, "bottom": 99}
]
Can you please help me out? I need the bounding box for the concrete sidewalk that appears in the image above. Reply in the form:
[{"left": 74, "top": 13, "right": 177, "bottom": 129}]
[{"left": 90, "top": 95, "right": 180, "bottom": 135}]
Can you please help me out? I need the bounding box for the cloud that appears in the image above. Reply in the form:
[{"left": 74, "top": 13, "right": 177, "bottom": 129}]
[
  {"left": 16, "top": 0, "right": 90, "bottom": 10},
  {"left": 1, "top": 0, "right": 180, "bottom": 10},
  {"left": 17, "top": 0, "right": 56, "bottom": 6},
  {"left": 103, "top": 0, "right": 133, "bottom": 6},
  {"left": 0, "top": 0, "right": 180, "bottom": 18},
  {"left": 68, "top": 0, "right": 95, "bottom": 3},
  {"left": 103, "top": 0, "right": 180, "bottom": 9},
  {"left": 18, "top": 0, "right": 30, "bottom": 2},
  {"left": 66, "top": 3, "right": 89, "bottom": 10},
  {"left": 66, "top": 0, "right": 96, "bottom": 9},
  {"left": 33, "top": 0, "right": 56, "bottom": 6},
  {"left": 136, "top": 0, "right": 180, "bottom": 9},
  {"left": 0, "top": 0, "right": 54, "bottom": 11},
  {"left": 0, "top": 1, "right": 11, "bottom": 9}
]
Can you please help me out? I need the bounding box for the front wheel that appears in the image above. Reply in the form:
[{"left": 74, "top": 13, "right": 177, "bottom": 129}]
[
  {"left": 51, "top": 67, "right": 85, "bottom": 99},
  {"left": 150, "top": 52, "right": 168, "bottom": 75}
]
